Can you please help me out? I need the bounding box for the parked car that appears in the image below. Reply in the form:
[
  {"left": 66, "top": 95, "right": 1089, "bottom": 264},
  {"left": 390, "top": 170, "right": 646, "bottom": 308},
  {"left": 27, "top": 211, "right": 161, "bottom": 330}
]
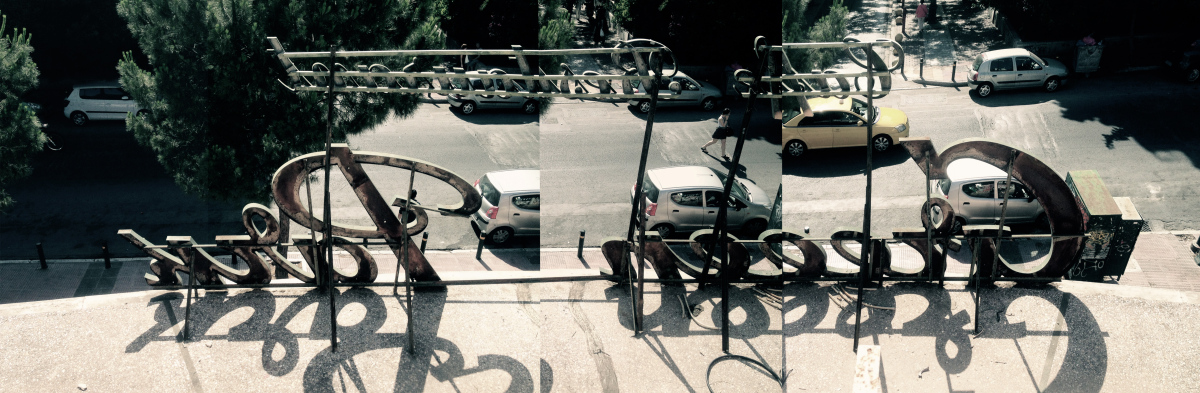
[
  {"left": 62, "top": 82, "right": 145, "bottom": 126},
  {"left": 448, "top": 76, "right": 539, "bottom": 115},
  {"left": 968, "top": 48, "right": 1069, "bottom": 98},
  {"left": 780, "top": 97, "right": 910, "bottom": 158},
  {"left": 628, "top": 71, "right": 721, "bottom": 113},
  {"left": 632, "top": 166, "right": 771, "bottom": 238},
  {"left": 932, "top": 158, "right": 1047, "bottom": 234},
  {"left": 1164, "top": 38, "right": 1200, "bottom": 83},
  {"left": 471, "top": 169, "right": 540, "bottom": 244}
]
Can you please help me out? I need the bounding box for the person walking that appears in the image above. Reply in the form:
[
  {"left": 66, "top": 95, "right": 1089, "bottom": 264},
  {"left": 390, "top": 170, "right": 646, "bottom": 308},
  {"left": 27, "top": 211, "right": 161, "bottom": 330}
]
[
  {"left": 914, "top": 0, "right": 928, "bottom": 35},
  {"left": 700, "top": 108, "right": 733, "bottom": 160}
]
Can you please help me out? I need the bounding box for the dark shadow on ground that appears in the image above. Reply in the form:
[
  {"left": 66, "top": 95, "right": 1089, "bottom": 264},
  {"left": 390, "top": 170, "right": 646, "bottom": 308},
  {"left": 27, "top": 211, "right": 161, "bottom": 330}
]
[
  {"left": 126, "top": 288, "right": 535, "bottom": 392},
  {"left": 449, "top": 107, "right": 541, "bottom": 125},
  {"left": 783, "top": 282, "right": 1108, "bottom": 392},
  {"left": 783, "top": 146, "right": 913, "bottom": 178}
]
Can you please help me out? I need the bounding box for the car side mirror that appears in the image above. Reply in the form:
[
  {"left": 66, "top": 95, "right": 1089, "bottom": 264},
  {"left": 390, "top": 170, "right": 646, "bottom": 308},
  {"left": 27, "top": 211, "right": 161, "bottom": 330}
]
[
  {"left": 856, "top": 120, "right": 864, "bottom": 126},
  {"left": 122, "top": 96, "right": 130, "bottom": 100},
  {"left": 668, "top": 81, "right": 682, "bottom": 94}
]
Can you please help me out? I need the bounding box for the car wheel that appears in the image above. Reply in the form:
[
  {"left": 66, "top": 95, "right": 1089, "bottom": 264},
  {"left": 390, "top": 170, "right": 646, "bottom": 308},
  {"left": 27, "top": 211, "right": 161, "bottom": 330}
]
[
  {"left": 650, "top": 223, "right": 675, "bottom": 238},
  {"left": 976, "top": 83, "right": 994, "bottom": 98},
  {"left": 522, "top": 100, "right": 539, "bottom": 115},
  {"left": 1043, "top": 77, "right": 1061, "bottom": 92},
  {"left": 871, "top": 135, "right": 892, "bottom": 152},
  {"left": 784, "top": 140, "right": 807, "bottom": 158},
  {"left": 951, "top": 218, "right": 965, "bottom": 235},
  {"left": 488, "top": 227, "right": 513, "bottom": 245},
  {"left": 1187, "top": 68, "right": 1200, "bottom": 83},
  {"left": 70, "top": 111, "right": 88, "bottom": 126},
  {"left": 742, "top": 219, "right": 767, "bottom": 237},
  {"left": 637, "top": 100, "right": 652, "bottom": 114},
  {"left": 460, "top": 101, "right": 476, "bottom": 115},
  {"left": 701, "top": 97, "right": 716, "bottom": 111}
]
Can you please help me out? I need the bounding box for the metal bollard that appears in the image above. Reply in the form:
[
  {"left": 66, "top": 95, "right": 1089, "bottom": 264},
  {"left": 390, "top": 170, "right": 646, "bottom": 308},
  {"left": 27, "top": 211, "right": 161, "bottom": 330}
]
[
  {"left": 952, "top": 61, "right": 957, "bottom": 82},
  {"left": 475, "top": 233, "right": 486, "bottom": 260},
  {"left": 920, "top": 58, "right": 925, "bottom": 80},
  {"left": 36, "top": 243, "right": 47, "bottom": 270},
  {"left": 102, "top": 241, "right": 111, "bottom": 269},
  {"left": 577, "top": 230, "right": 586, "bottom": 258},
  {"left": 420, "top": 232, "right": 428, "bottom": 253}
]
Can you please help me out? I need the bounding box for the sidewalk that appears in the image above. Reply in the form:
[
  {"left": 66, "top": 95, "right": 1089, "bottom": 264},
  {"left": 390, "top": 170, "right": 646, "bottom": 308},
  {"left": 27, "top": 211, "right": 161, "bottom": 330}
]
[{"left": 3, "top": 231, "right": 1199, "bottom": 305}]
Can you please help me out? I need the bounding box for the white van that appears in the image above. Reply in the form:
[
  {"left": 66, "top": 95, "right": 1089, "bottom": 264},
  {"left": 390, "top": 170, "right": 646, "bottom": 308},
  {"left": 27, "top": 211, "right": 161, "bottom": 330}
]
[
  {"left": 63, "top": 82, "right": 144, "bottom": 126},
  {"left": 935, "top": 158, "right": 1047, "bottom": 233}
]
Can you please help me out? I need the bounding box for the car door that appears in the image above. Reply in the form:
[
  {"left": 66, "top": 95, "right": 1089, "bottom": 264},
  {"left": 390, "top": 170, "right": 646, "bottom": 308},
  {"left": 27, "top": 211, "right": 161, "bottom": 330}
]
[
  {"left": 103, "top": 88, "right": 135, "bottom": 119},
  {"left": 784, "top": 112, "right": 836, "bottom": 149},
  {"left": 702, "top": 190, "right": 738, "bottom": 228},
  {"left": 958, "top": 181, "right": 997, "bottom": 224},
  {"left": 667, "top": 191, "right": 706, "bottom": 231},
  {"left": 509, "top": 194, "right": 540, "bottom": 235},
  {"left": 985, "top": 57, "right": 1019, "bottom": 89},
  {"left": 1014, "top": 57, "right": 1046, "bottom": 88},
  {"left": 675, "top": 76, "right": 702, "bottom": 105},
  {"left": 831, "top": 111, "right": 868, "bottom": 147},
  {"left": 997, "top": 181, "right": 1039, "bottom": 223}
]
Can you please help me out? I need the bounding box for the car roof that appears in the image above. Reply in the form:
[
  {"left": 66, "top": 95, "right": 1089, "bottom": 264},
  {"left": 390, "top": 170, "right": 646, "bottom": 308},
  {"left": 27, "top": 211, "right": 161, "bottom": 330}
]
[
  {"left": 647, "top": 166, "right": 723, "bottom": 190},
  {"left": 807, "top": 97, "right": 855, "bottom": 112},
  {"left": 946, "top": 158, "right": 1009, "bottom": 182},
  {"left": 484, "top": 169, "right": 539, "bottom": 193},
  {"left": 981, "top": 48, "right": 1032, "bottom": 61},
  {"left": 72, "top": 81, "right": 123, "bottom": 89}
]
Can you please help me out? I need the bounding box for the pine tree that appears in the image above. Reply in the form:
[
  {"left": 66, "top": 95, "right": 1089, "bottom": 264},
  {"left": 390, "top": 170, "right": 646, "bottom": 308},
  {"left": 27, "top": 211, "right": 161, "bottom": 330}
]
[{"left": 0, "top": 12, "right": 43, "bottom": 212}]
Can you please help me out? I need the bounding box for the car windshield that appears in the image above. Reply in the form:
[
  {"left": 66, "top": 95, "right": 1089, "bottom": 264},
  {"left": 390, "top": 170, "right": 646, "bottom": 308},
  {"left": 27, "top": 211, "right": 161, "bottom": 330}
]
[
  {"left": 850, "top": 98, "right": 880, "bottom": 123},
  {"left": 708, "top": 168, "right": 750, "bottom": 202},
  {"left": 1029, "top": 53, "right": 1046, "bottom": 66}
]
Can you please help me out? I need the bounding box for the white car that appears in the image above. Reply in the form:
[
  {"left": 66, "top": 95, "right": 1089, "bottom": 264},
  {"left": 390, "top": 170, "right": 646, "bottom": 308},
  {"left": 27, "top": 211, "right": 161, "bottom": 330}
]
[
  {"left": 63, "top": 82, "right": 144, "bottom": 126},
  {"left": 448, "top": 77, "right": 539, "bottom": 115},
  {"left": 628, "top": 71, "right": 722, "bottom": 113},
  {"left": 632, "top": 166, "right": 771, "bottom": 238},
  {"left": 933, "top": 158, "right": 1047, "bottom": 233},
  {"left": 968, "top": 48, "right": 1069, "bottom": 98},
  {"left": 471, "top": 169, "right": 540, "bottom": 244}
]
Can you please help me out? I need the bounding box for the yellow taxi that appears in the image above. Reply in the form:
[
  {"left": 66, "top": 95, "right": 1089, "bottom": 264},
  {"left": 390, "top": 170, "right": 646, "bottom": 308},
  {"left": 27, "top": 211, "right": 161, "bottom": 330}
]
[{"left": 781, "top": 97, "right": 910, "bottom": 158}]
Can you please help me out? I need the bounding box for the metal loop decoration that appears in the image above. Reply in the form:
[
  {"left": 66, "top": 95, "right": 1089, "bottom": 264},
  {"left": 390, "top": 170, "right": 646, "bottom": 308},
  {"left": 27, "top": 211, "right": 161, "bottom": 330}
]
[{"left": 735, "top": 38, "right": 904, "bottom": 100}]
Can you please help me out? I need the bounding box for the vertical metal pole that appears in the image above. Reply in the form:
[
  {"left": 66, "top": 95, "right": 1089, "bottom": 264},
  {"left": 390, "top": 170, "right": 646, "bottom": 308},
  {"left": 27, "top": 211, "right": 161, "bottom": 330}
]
[
  {"left": 475, "top": 233, "right": 486, "bottom": 260},
  {"left": 971, "top": 231, "right": 982, "bottom": 334},
  {"left": 420, "top": 232, "right": 428, "bottom": 254},
  {"left": 919, "top": 58, "right": 924, "bottom": 80},
  {"left": 709, "top": 37, "right": 773, "bottom": 353},
  {"left": 102, "top": 241, "right": 111, "bottom": 269},
  {"left": 323, "top": 46, "right": 338, "bottom": 353},
  {"left": 276, "top": 213, "right": 290, "bottom": 279},
  {"left": 853, "top": 41, "right": 878, "bottom": 353},
  {"left": 36, "top": 243, "right": 47, "bottom": 270},
  {"left": 624, "top": 48, "right": 665, "bottom": 336},
  {"left": 981, "top": 149, "right": 1019, "bottom": 334},
  {"left": 396, "top": 167, "right": 417, "bottom": 354},
  {"left": 925, "top": 159, "right": 934, "bottom": 283},
  {"left": 952, "top": 61, "right": 957, "bottom": 83},
  {"left": 577, "top": 230, "right": 586, "bottom": 259},
  {"left": 183, "top": 247, "right": 195, "bottom": 342}
]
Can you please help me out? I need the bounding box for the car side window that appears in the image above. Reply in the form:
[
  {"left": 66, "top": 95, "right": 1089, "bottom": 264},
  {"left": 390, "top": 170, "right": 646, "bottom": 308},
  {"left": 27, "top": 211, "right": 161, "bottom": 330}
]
[
  {"left": 512, "top": 194, "right": 540, "bottom": 210},
  {"left": 704, "top": 191, "right": 729, "bottom": 207},
  {"left": 999, "top": 181, "right": 1032, "bottom": 199},
  {"left": 963, "top": 181, "right": 995, "bottom": 198},
  {"left": 804, "top": 112, "right": 840, "bottom": 126},
  {"left": 837, "top": 111, "right": 862, "bottom": 125},
  {"left": 102, "top": 88, "right": 127, "bottom": 100},
  {"left": 990, "top": 58, "right": 1014, "bottom": 72},
  {"left": 1015, "top": 57, "right": 1041, "bottom": 71},
  {"left": 671, "top": 191, "right": 703, "bottom": 207},
  {"left": 79, "top": 88, "right": 104, "bottom": 99}
]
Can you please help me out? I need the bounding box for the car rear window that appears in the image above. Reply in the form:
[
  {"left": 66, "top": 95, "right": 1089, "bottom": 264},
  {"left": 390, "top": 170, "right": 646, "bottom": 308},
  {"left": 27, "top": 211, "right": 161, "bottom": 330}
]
[
  {"left": 641, "top": 177, "right": 660, "bottom": 203},
  {"left": 938, "top": 179, "right": 951, "bottom": 196},
  {"left": 972, "top": 56, "right": 983, "bottom": 71},
  {"left": 478, "top": 175, "right": 501, "bottom": 206}
]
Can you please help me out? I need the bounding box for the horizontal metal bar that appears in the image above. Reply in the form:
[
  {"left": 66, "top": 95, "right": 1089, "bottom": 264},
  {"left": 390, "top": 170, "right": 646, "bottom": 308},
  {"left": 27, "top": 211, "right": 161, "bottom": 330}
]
[
  {"left": 278, "top": 47, "right": 666, "bottom": 59},
  {"left": 774, "top": 42, "right": 899, "bottom": 50},
  {"left": 291, "top": 86, "right": 665, "bottom": 100},
  {"left": 155, "top": 275, "right": 619, "bottom": 290},
  {"left": 291, "top": 70, "right": 661, "bottom": 82}
]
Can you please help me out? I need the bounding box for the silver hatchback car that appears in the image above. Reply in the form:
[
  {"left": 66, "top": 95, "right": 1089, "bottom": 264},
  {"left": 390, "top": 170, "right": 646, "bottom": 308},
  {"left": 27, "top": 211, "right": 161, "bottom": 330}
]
[
  {"left": 935, "top": 158, "right": 1046, "bottom": 233},
  {"left": 448, "top": 76, "right": 539, "bottom": 115},
  {"left": 628, "top": 71, "right": 722, "bottom": 113},
  {"left": 633, "top": 166, "right": 771, "bottom": 238},
  {"left": 968, "top": 48, "right": 1069, "bottom": 98},
  {"left": 471, "top": 169, "right": 540, "bottom": 244}
]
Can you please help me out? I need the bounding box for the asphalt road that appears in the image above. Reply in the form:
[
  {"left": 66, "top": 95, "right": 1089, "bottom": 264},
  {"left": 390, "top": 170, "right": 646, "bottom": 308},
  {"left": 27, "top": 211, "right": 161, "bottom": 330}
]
[
  {"left": 783, "top": 72, "right": 1200, "bottom": 238},
  {"left": 540, "top": 98, "right": 782, "bottom": 247}
]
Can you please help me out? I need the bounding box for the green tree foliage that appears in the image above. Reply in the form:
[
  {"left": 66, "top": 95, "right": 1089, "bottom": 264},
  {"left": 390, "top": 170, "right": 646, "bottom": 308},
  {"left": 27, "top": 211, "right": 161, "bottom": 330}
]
[
  {"left": 805, "top": 0, "right": 849, "bottom": 71},
  {"left": 117, "top": 0, "right": 445, "bottom": 202},
  {"left": 539, "top": 0, "right": 574, "bottom": 74},
  {"left": 979, "top": 0, "right": 1200, "bottom": 41},
  {"left": 0, "top": 12, "right": 43, "bottom": 212}
]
